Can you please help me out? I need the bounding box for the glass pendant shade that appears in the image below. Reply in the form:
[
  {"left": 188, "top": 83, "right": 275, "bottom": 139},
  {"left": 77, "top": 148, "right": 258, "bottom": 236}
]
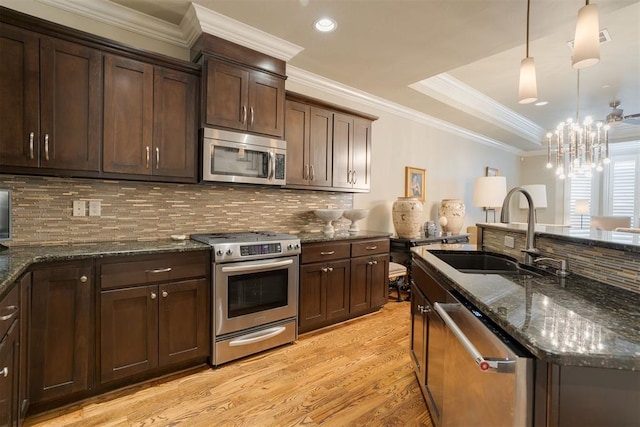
[
  {"left": 572, "top": 3, "right": 600, "bottom": 69},
  {"left": 518, "top": 57, "right": 538, "bottom": 104}
]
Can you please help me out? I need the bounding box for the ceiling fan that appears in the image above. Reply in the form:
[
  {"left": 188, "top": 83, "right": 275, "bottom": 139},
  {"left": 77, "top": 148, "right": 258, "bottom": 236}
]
[{"left": 605, "top": 101, "right": 640, "bottom": 126}]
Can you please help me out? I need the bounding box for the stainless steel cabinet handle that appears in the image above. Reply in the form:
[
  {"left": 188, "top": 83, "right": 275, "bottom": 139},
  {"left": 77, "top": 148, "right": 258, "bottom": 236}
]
[
  {"left": 434, "top": 302, "right": 516, "bottom": 373},
  {"left": 29, "top": 132, "right": 34, "bottom": 159},
  {"left": 304, "top": 164, "right": 309, "bottom": 180},
  {"left": 327, "top": 267, "right": 333, "bottom": 272},
  {"left": 162, "top": 291, "right": 168, "bottom": 298},
  {"left": 249, "top": 107, "right": 254, "bottom": 126},
  {"left": 146, "top": 146, "right": 150, "bottom": 168},
  {"left": 0, "top": 306, "right": 18, "bottom": 321},
  {"left": 367, "top": 260, "right": 379, "bottom": 266},
  {"left": 155, "top": 147, "right": 160, "bottom": 168},
  {"left": 347, "top": 170, "right": 352, "bottom": 183},
  {"left": 352, "top": 170, "right": 357, "bottom": 185},
  {"left": 44, "top": 134, "right": 49, "bottom": 161},
  {"left": 145, "top": 267, "right": 172, "bottom": 274},
  {"left": 1, "top": 367, "right": 7, "bottom": 377},
  {"left": 242, "top": 106, "right": 247, "bottom": 124},
  {"left": 321, "top": 267, "right": 333, "bottom": 273},
  {"left": 309, "top": 165, "right": 315, "bottom": 181},
  {"left": 320, "top": 251, "right": 335, "bottom": 255},
  {"left": 366, "top": 246, "right": 378, "bottom": 250},
  {"left": 150, "top": 292, "right": 157, "bottom": 300},
  {"left": 80, "top": 275, "right": 88, "bottom": 283}
]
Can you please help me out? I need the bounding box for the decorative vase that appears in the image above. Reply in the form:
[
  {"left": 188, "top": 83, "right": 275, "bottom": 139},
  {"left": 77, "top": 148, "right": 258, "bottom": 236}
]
[
  {"left": 392, "top": 197, "right": 423, "bottom": 238},
  {"left": 438, "top": 199, "right": 465, "bottom": 235}
]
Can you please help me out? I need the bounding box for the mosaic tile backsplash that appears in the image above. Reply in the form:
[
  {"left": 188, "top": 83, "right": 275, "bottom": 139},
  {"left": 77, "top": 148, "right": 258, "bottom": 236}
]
[
  {"left": 0, "top": 175, "right": 353, "bottom": 246},
  {"left": 481, "top": 228, "right": 640, "bottom": 294}
]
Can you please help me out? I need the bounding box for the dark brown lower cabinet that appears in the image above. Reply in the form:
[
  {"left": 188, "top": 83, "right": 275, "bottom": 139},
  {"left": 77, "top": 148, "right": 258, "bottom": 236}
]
[
  {"left": 298, "top": 260, "right": 350, "bottom": 331},
  {"left": 100, "top": 278, "right": 208, "bottom": 384},
  {"left": 0, "top": 322, "right": 19, "bottom": 427},
  {"left": 29, "top": 261, "right": 93, "bottom": 406},
  {"left": 350, "top": 254, "right": 388, "bottom": 314}
]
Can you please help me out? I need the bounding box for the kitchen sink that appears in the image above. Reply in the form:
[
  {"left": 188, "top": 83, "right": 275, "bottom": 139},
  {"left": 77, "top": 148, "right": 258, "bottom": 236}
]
[{"left": 429, "top": 251, "right": 541, "bottom": 276}]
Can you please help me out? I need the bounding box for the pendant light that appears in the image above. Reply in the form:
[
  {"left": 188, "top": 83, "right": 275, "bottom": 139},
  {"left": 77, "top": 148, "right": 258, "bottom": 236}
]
[
  {"left": 572, "top": 1, "right": 600, "bottom": 69},
  {"left": 518, "top": 0, "right": 538, "bottom": 104}
]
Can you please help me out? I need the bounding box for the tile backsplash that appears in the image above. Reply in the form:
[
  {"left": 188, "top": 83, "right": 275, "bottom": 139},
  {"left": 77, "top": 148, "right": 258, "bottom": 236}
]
[{"left": 0, "top": 175, "right": 353, "bottom": 245}]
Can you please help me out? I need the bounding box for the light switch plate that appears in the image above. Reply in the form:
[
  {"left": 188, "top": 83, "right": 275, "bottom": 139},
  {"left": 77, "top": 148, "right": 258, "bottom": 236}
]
[
  {"left": 89, "top": 200, "right": 101, "bottom": 217},
  {"left": 73, "top": 200, "right": 86, "bottom": 217},
  {"left": 504, "top": 235, "right": 515, "bottom": 248}
]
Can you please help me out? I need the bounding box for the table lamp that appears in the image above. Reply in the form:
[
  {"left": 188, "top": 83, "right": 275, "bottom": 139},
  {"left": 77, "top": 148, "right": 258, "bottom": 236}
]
[
  {"left": 574, "top": 199, "right": 590, "bottom": 229},
  {"left": 473, "top": 176, "right": 507, "bottom": 222},
  {"left": 519, "top": 184, "right": 547, "bottom": 223}
]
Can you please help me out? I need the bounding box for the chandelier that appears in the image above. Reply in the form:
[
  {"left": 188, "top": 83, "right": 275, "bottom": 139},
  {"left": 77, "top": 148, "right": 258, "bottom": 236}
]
[{"left": 545, "top": 71, "right": 610, "bottom": 180}]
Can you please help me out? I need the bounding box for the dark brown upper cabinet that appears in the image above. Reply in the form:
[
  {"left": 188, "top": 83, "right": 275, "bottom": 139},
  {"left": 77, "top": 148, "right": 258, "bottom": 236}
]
[
  {"left": 193, "top": 33, "right": 286, "bottom": 139},
  {"left": 332, "top": 114, "right": 372, "bottom": 191},
  {"left": 0, "top": 24, "right": 101, "bottom": 174}
]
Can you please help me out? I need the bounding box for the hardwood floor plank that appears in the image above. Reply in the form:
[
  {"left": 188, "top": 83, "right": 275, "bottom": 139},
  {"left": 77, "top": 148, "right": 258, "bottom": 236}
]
[{"left": 25, "top": 301, "right": 432, "bottom": 426}]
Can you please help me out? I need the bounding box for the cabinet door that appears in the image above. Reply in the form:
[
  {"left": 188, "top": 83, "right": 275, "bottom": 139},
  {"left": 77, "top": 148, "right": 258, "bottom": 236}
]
[
  {"left": 349, "top": 257, "right": 370, "bottom": 314},
  {"left": 248, "top": 71, "right": 284, "bottom": 138},
  {"left": 351, "top": 118, "right": 371, "bottom": 191},
  {"left": 152, "top": 67, "right": 197, "bottom": 179},
  {"left": 332, "top": 113, "right": 354, "bottom": 189},
  {"left": 158, "top": 279, "right": 208, "bottom": 366},
  {"left": 284, "top": 100, "right": 310, "bottom": 186},
  {"left": 0, "top": 322, "right": 19, "bottom": 427},
  {"left": 325, "top": 259, "right": 350, "bottom": 320},
  {"left": 0, "top": 24, "right": 39, "bottom": 168},
  {"left": 103, "top": 54, "right": 154, "bottom": 175},
  {"left": 369, "top": 254, "right": 389, "bottom": 308},
  {"left": 100, "top": 285, "right": 158, "bottom": 383},
  {"left": 298, "top": 264, "right": 327, "bottom": 329},
  {"left": 39, "top": 37, "right": 101, "bottom": 172},
  {"left": 308, "top": 107, "right": 333, "bottom": 187},
  {"left": 426, "top": 304, "right": 445, "bottom": 424},
  {"left": 203, "top": 58, "right": 248, "bottom": 131},
  {"left": 18, "top": 273, "right": 31, "bottom": 421},
  {"left": 30, "top": 263, "right": 92, "bottom": 404},
  {"left": 410, "top": 282, "right": 427, "bottom": 388}
]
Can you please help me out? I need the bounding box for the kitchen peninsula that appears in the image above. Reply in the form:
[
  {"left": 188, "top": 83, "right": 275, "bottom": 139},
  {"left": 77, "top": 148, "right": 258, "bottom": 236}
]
[{"left": 411, "top": 223, "right": 639, "bottom": 427}]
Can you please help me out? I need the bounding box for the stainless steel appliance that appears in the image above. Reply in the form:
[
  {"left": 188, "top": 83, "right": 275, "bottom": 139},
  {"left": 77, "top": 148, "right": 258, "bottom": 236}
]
[
  {"left": 190, "top": 231, "right": 300, "bottom": 366},
  {"left": 433, "top": 291, "right": 533, "bottom": 427},
  {"left": 201, "top": 128, "right": 286, "bottom": 185}
]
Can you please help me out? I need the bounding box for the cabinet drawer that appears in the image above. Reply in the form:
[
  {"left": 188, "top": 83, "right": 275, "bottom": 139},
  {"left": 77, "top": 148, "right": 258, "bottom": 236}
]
[
  {"left": 0, "top": 284, "right": 19, "bottom": 339},
  {"left": 100, "top": 251, "right": 209, "bottom": 289},
  {"left": 351, "top": 239, "right": 390, "bottom": 257},
  {"left": 301, "top": 242, "right": 351, "bottom": 264}
]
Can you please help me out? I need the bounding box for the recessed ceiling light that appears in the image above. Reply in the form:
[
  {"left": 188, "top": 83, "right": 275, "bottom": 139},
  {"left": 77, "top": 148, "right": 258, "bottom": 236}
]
[
  {"left": 314, "top": 17, "right": 337, "bottom": 33},
  {"left": 535, "top": 101, "right": 548, "bottom": 106}
]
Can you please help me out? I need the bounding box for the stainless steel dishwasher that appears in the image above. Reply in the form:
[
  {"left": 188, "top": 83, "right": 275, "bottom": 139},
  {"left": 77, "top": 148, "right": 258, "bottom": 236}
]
[{"left": 434, "top": 291, "right": 533, "bottom": 427}]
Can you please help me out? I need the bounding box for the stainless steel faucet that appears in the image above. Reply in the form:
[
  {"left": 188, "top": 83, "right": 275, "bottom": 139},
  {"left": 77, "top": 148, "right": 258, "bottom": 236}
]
[
  {"left": 500, "top": 187, "right": 540, "bottom": 265},
  {"left": 534, "top": 257, "right": 569, "bottom": 277}
]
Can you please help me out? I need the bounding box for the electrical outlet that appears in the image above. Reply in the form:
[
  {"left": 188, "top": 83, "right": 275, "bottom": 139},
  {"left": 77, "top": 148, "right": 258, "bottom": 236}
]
[
  {"left": 504, "top": 235, "right": 515, "bottom": 248},
  {"left": 89, "top": 200, "right": 101, "bottom": 217},
  {"left": 72, "top": 200, "right": 86, "bottom": 217}
]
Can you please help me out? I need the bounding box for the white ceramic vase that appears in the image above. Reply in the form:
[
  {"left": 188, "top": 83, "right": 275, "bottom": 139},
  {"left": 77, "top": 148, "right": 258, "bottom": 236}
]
[
  {"left": 438, "top": 199, "right": 465, "bottom": 235},
  {"left": 392, "top": 197, "right": 423, "bottom": 238}
]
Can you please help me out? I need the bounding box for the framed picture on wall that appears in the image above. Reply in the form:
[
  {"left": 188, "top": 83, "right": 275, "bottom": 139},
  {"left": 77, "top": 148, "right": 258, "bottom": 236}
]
[
  {"left": 405, "top": 166, "right": 426, "bottom": 202},
  {"left": 486, "top": 167, "right": 499, "bottom": 177}
]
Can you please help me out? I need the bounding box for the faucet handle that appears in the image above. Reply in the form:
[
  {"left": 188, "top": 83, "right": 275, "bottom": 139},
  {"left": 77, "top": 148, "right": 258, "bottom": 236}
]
[{"left": 522, "top": 248, "right": 541, "bottom": 257}]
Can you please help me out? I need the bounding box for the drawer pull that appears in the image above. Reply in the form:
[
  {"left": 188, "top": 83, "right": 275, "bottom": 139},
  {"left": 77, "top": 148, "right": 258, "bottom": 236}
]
[
  {"left": 0, "top": 306, "right": 18, "bottom": 321},
  {"left": 366, "top": 246, "right": 378, "bottom": 250},
  {"left": 320, "top": 251, "right": 335, "bottom": 255},
  {"left": 146, "top": 267, "right": 172, "bottom": 274},
  {"left": 1, "top": 367, "right": 8, "bottom": 377},
  {"left": 80, "top": 275, "right": 88, "bottom": 283}
]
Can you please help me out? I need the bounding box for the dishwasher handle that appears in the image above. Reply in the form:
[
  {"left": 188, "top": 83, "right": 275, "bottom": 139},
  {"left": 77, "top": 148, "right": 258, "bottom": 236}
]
[{"left": 434, "top": 302, "right": 516, "bottom": 373}]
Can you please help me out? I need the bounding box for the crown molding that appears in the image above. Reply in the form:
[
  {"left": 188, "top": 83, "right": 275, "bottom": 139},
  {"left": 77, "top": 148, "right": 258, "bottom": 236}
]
[
  {"left": 186, "top": 3, "right": 303, "bottom": 61},
  {"left": 287, "top": 66, "right": 524, "bottom": 156},
  {"left": 36, "top": 0, "right": 189, "bottom": 48},
  {"left": 410, "top": 73, "right": 546, "bottom": 146}
]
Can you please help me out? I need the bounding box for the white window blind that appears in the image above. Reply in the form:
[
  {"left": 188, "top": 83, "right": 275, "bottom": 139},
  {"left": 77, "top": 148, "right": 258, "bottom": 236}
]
[
  {"left": 611, "top": 159, "right": 637, "bottom": 227},
  {"left": 569, "top": 174, "right": 592, "bottom": 229}
]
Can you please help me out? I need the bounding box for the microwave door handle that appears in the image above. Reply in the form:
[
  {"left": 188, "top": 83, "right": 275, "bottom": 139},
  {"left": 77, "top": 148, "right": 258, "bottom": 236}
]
[
  {"left": 267, "top": 151, "right": 275, "bottom": 180},
  {"left": 434, "top": 302, "right": 516, "bottom": 373},
  {"left": 220, "top": 258, "right": 293, "bottom": 273}
]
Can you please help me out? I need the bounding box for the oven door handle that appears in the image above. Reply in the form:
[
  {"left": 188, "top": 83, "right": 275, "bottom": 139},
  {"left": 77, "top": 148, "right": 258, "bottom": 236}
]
[
  {"left": 434, "top": 302, "right": 516, "bottom": 373},
  {"left": 220, "top": 258, "right": 294, "bottom": 273},
  {"left": 228, "top": 326, "right": 287, "bottom": 347}
]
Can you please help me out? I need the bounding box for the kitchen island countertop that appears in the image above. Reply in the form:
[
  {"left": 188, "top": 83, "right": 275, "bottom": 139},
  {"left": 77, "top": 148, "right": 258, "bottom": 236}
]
[
  {"left": 412, "top": 243, "right": 640, "bottom": 371},
  {"left": 0, "top": 239, "right": 211, "bottom": 299}
]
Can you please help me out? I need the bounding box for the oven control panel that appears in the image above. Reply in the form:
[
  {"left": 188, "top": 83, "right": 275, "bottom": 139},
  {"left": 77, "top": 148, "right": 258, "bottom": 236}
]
[{"left": 240, "top": 243, "right": 282, "bottom": 256}]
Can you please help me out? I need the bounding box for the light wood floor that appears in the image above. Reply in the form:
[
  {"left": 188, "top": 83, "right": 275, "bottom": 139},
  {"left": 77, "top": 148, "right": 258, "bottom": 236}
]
[{"left": 25, "top": 300, "right": 432, "bottom": 427}]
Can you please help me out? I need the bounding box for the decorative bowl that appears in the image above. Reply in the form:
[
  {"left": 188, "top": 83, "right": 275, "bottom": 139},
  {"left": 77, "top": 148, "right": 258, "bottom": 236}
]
[
  {"left": 313, "top": 209, "right": 344, "bottom": 233},
  {"left": 342, "top": 209, "right": 370, "bottom": 232}
]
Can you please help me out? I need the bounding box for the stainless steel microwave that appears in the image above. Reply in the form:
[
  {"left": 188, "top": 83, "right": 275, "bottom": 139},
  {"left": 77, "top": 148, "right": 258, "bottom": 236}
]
[{"left": 201, "top": 128, "right": 286, "bottom": 186}]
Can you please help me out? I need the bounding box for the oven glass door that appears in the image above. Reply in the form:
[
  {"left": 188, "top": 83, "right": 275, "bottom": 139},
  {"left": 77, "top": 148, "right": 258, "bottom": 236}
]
[{"left": 214, "top": 256, "right": 298, "bottom": 336}]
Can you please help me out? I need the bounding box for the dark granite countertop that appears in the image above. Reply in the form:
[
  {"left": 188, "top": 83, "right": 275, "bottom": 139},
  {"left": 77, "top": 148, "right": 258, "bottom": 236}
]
[
  {"left": 296, "top": 230, "right": 391, "bottom": 244},
  {"left": 478, "top": 223, "right": 640, "bottom": 253},
  {"left": 0, "top": 240, "right": 211, "bottom": 299},
  {"left": 412, "top": 244, "right": 640, "bottom": 371}
]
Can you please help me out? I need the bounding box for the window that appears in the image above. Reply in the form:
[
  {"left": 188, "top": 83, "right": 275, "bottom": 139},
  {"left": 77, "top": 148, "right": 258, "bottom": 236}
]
[{"left": 609, "top": 159, "right": 637, "bottom": 227}]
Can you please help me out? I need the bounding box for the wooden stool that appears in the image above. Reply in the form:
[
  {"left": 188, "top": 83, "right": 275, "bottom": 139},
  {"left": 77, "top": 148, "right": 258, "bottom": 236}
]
[{"left": 389, "top": 262, "right": 408, "bottom": 302}]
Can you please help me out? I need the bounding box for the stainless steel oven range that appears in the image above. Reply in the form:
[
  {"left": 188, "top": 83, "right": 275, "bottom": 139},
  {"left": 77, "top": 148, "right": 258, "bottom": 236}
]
[{"left": 190, "top": 231, "right": 301, "bottom": 366}]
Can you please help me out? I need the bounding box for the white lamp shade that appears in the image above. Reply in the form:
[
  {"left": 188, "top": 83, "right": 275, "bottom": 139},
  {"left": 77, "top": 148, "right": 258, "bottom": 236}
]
[
  {"left": 572, "top": 3, "right": 600, "bottom": 69},
  {"left": 518, "top": 57, "right": 538, "bottom": 104},
  {"left": 519, "top": 184, "right": 547, "bottom": 209},
  {"left": 575, "top": 199, "right": 590, "bottom": 214},
  {"left": 473, "top": 176, "right": 507, "bottom": 208}
]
